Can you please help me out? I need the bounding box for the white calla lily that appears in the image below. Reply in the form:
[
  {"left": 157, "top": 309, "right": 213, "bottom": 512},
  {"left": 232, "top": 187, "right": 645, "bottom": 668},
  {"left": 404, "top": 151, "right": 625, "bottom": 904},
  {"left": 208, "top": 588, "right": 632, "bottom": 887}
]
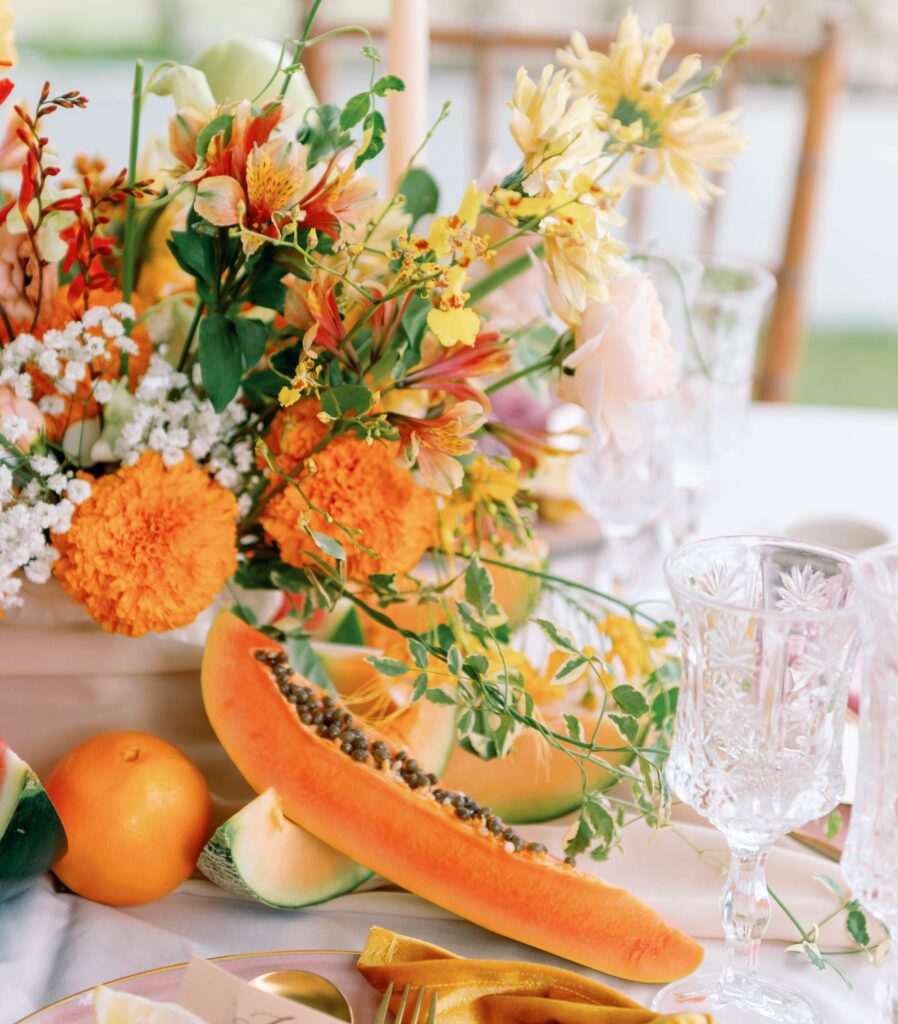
[
  {"left": 146, "top": 62, "right": 216, "bottom": 116},
  {"left": 190, "top": 37, "right": 316, "bottom": 132}
]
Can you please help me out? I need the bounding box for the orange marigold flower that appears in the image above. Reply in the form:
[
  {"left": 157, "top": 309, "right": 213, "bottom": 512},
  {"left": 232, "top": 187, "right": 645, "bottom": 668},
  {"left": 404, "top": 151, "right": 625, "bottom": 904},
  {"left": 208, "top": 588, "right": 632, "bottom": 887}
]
[
  {"left": 263, "top": 397, "right": 329, "bottom": 476},
  {"left": 52, "top": 452, "right": 238, "bottom": 637},
  {"left": 261, "top": 437, "right": 437, "bottom": 580}
]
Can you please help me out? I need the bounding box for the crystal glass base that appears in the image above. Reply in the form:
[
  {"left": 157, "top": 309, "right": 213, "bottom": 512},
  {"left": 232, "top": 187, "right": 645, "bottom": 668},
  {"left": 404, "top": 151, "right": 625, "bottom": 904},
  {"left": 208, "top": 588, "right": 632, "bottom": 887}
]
[{"left": 651, "top": 971, "right": 821, "bottom": 1023}]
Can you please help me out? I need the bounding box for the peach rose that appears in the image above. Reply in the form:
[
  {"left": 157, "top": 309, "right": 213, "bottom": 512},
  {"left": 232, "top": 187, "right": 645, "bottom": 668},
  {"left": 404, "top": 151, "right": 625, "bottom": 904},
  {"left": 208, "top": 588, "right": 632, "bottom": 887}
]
[
  {"left": 0, "top": 221, "right": 58, "bottom": 326},
  {"left": 0, "top": 385, "right": 44, "bottom": 451},
  {"left": 557, "top": 268, "right": 675, "bottom": 450}
]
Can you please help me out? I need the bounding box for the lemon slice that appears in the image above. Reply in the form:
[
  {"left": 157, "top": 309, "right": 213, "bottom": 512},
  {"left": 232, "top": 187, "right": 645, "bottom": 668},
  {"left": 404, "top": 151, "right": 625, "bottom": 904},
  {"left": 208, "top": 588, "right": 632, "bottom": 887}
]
[{"left": 93, "top": 986, "right": 208, "bottom": 1024}]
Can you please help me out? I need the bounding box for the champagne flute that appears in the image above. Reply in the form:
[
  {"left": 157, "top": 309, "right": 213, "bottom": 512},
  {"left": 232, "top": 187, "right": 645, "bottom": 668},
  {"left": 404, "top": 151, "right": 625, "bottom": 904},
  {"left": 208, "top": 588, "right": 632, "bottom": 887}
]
[
  {"left": 653, "top": 536, "right": 858, "bottom": 1023},
  {"left": 843, "top": 543, "right": 898, "bottom": 1022}
]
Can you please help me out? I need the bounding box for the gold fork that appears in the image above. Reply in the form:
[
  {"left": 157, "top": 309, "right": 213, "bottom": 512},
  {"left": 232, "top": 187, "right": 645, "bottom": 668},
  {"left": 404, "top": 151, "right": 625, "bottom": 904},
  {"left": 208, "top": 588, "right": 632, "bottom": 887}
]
[{"left": 373, "top": 982, "right": 438, "bottom": 1024}]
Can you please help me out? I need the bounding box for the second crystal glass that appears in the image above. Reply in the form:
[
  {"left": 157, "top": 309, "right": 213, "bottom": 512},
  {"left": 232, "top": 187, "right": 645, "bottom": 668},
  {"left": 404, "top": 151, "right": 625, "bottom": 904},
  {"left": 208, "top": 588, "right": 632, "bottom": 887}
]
[
  {"left": 653, "top": 536, "right": 858, "bottom": 1023},
  {"left": 843, "top": 544, "right": 898, "bottom": 1022}
]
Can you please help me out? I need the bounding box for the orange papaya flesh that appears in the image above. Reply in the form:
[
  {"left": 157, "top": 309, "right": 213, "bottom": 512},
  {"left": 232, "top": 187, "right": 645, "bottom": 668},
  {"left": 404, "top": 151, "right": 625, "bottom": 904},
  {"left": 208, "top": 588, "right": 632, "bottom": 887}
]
[{"left": 202, "top": 612, "right": 703, "bottom": 984}]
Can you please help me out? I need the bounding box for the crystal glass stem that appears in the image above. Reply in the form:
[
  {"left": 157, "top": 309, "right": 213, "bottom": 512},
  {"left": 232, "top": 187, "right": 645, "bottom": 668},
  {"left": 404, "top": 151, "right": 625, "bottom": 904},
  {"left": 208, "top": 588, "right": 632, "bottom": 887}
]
[
  {"left": 878, "top": 936, "right": 898, "bottom": 1024},
  {"left": 720, "top": 843, "right": 772, "bottom": 995}
]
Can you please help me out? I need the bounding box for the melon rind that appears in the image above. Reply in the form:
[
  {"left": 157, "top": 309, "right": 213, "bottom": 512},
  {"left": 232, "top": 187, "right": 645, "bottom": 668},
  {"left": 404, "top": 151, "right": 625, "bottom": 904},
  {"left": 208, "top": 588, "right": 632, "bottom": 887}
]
[
  {"left": 197, "top": 787, "right": 372, "bottom": 908},
  {"left": 0, "top": 745, "right": 67, "bottom": 902}
]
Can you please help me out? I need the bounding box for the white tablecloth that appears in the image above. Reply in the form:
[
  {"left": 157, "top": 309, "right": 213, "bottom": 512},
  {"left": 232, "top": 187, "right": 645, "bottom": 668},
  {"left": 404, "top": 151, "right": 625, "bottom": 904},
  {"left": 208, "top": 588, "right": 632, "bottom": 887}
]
[{"left": 2, "top": 402, "right": 894, "bottom": 1023}]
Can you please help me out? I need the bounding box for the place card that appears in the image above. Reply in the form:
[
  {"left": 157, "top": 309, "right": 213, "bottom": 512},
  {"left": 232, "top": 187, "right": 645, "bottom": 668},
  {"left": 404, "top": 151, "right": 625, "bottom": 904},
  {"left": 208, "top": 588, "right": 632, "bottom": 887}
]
[{"left": 176, "top": 956, "right": 348, "bottom": 1024}]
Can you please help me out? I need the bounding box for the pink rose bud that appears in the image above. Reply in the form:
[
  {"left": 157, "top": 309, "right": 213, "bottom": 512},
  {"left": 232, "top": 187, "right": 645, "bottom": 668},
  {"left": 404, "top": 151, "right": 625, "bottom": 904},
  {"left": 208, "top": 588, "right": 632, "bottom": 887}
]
[{"left": 0, "top": 385, "right": 45, "bottom": 451}]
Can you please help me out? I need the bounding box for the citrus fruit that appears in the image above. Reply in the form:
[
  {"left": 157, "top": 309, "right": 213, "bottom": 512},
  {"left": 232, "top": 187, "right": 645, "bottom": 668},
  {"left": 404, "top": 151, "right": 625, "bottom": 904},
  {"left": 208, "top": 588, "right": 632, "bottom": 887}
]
[
  {"left": 46, "top": 731, "right": 211, "bottom": 906},
  {"left": 93, "top": 986, "right": 206, "bottom": 1024}
]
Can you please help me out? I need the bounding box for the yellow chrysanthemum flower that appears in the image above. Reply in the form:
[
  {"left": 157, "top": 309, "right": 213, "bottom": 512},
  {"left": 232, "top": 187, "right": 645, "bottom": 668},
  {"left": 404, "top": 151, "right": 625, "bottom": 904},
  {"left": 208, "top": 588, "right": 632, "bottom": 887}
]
[
  {"left": 508, "top": 65, "right": 610, "bottom": 195},
  {"left": 559, "top": 11, "right": 745, "bottom": 202},
  {"left": 540, "top": 187, "right": 626, "bottom": 314}
]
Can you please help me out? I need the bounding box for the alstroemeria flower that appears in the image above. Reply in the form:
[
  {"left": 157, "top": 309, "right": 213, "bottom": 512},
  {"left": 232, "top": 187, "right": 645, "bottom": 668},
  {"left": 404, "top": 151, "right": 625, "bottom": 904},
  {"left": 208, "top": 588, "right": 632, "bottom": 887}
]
[
  {"left": 391, "top": 400, "right": 486, "bottom": 494},
  {"left": 402, "top": 330, "right": 510, "bottom": 410},
  {"left": 283, "top": 273, "right": 346, "bottom": 355},
  {"left": 483, "top": 420, "right": 572, "bottom": 473},
  {"left": 194, "top": 136, "right": 304, "bottom": 254}
]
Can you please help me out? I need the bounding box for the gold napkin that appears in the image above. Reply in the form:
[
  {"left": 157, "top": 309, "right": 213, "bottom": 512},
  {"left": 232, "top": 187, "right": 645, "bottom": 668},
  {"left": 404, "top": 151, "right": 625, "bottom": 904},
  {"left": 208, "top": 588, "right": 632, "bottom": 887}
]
[{"left": 357, "top": 927, "right": 712, "bottom": 1024}]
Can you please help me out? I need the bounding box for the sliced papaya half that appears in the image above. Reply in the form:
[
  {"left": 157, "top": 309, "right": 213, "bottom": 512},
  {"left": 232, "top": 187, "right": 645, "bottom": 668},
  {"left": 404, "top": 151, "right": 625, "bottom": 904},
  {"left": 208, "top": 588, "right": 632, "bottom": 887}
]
[{"left": 202, "top": 612, "right": 703, "bottom": 983}]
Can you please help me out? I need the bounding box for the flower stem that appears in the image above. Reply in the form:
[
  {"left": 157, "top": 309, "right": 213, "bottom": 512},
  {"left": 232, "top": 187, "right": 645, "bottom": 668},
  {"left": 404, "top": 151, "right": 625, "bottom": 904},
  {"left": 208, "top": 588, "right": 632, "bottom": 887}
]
[
  {"left": 484, "top": 353, "right": 555, "bottom": 396},
  {"left": 122, "top": 59, "right": 144, "bottom": 309}
]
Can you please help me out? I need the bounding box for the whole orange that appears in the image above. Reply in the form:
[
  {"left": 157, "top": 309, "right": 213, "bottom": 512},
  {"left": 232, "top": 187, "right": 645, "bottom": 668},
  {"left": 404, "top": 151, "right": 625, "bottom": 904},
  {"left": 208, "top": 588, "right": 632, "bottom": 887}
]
[{"left": 45, "top": 731, "right": 211, "bottom": 906}]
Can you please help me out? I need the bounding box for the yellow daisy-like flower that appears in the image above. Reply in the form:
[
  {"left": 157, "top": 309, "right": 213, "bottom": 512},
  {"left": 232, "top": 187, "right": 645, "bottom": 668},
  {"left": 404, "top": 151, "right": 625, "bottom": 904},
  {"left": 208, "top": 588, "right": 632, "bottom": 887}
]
[
  {"left": 558, "top": 11, "right": 744, "bottom": 203},
  {"left": 508, "top": 65, "right": 609, "bottom": 195},
  {"left": 540, "top": 186, "right": 626, "bottom": 315}
]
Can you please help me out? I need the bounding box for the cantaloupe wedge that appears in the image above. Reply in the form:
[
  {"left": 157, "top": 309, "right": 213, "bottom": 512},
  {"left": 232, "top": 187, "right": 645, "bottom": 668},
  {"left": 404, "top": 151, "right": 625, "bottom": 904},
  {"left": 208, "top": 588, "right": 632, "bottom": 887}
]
[{"left": 202, "top": 612, "right": 703, "bottom": 983}]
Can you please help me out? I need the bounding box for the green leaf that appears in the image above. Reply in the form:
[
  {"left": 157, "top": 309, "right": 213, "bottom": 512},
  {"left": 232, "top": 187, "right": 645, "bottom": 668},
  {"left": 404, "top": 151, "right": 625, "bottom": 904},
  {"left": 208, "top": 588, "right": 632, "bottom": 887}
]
[
  {"left": 320, "top": 384, "right": 373, "bottom": 419},
  {"left": 554, "top": 656, "right": 587, "bottom": 680},
  {"left": 846, "top": 907, "right": 870, "bottom": 947},
  {"left": 463, "top": 653, "right": 489, "bottom": 675},
  {"left": 195, "top": 113, "right": 233, "bottom": 159},
  {"left": 464, "top": 557, "right": 494, "bottom": 618},
  {"left": 167, "top": 229, "right": 215, "bottom": 287},
  {"left": 355, "top": 110, "right": 386, "bottom": 168},
  {"left": 825, "top": 809, "right": 842, "bottom": 841},
  {"left": 233, "top": 317, "right": 268, "bottom": 370},
  {"left": 425, "top": 688, "right": 457, "bottom": 705},
  {"left": 372, "top": 74, "right": 405, "bottom": 96},
  {"left": 802, "top": 942, "right": 827, "bottom": 971},
  {"left": 654, "top": 620, "right": 677, "bottom": 639},
  {"left": 411, "top": 673, "right": 429, "bottom": 701},
  {"left": 657, "top": 660, "right": 682, "bottom": 683},
  {"left": 461, "top": 731, "right": 496, "bottom": 759},
  {"left": 296, "top": 103, "right": 352, "bottom": 164},
  {"left": 447, "top": 644, "right": 463, "bottom": 675},
  {"left": 407, "top": 637, "right": 429, "bottom": 669},
  {"left": 329, "top": 606, "right": 364, "bottom": 646},
  {"left": 584, "top": 791, "right": 615, "bottom": 844},
  {"left": 565, "top": 815, "right": 594, "bottom": 857},
  {"left": 611, "top": 684, "right": 649, "bottom": 718},
  {"left": 609, "top": 712, "right": 638, "bottom": 743},
  {"left": 241, "top": 368, "right": 282, "bottom": 406},
  {"left": 366, "top": 655, "right": 411, "bottom": 677},
  {"left": 814, "top": 873, "right": 843, "bottom": 899},
  {"left": 650, "top": 687, "right": 679, "bottom": 730},
  {"left": 284, "top": 634, "right": 331, "bottom": 689},
  {"left": 199, "top": 313, "right": 242, "bottom": 412},
  {"left": 231, "top": 602, "right": 258, "bottom": 626},
  {"left": 533, "top": 618, "right": 578, "bottom": 653},
  {"left": 340, "top": 91, "right": 371, "bottom": 131},
  {"left": 398, "top": 167, "right": 439, "bottom": 225},
  {"left": 308, "top": 530, "right": 345, "bottom": 560},
  {"left": 563, "top": 714, "right": 583, "bottom": 742},
  {"left": 243, "top": 257, "right": 287, "bottom": 309}
]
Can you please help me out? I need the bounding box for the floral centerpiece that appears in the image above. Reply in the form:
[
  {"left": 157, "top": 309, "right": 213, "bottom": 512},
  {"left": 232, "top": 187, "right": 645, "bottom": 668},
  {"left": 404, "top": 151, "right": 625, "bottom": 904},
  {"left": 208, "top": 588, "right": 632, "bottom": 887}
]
[{"left": 0, "top": 6, "right": 752, "bottom": 865}]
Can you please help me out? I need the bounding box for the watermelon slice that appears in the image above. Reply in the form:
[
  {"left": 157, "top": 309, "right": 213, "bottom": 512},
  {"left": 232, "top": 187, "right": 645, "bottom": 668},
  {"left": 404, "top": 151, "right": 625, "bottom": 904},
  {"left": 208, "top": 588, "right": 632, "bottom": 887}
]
[{"left": 0, "top": 740, "right": 67, "bottom": 901}]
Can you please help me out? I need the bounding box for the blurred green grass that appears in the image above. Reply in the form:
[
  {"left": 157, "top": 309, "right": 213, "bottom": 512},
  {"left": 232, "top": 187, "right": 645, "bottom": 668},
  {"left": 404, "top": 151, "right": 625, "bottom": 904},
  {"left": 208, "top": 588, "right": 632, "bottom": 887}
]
[{"left": 793, "top": 325, "right": 898, "bottom": 408}]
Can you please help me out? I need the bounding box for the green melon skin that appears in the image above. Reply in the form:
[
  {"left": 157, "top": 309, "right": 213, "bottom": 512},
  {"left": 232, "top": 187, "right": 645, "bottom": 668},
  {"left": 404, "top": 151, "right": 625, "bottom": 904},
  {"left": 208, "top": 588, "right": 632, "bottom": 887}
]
[
  {"left": 0, "top": 749, "right": 67, "bottom": 902},
  {"left": 198, "top": 787, "right": 372, "bottom": 908}
]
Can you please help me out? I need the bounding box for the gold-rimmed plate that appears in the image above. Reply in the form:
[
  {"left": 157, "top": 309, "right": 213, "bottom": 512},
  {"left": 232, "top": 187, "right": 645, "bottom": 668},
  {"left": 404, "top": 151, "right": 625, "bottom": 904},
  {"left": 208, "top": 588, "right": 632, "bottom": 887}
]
[{"left": 16, "top": 950, "right": 375, "bottom": 1024}]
